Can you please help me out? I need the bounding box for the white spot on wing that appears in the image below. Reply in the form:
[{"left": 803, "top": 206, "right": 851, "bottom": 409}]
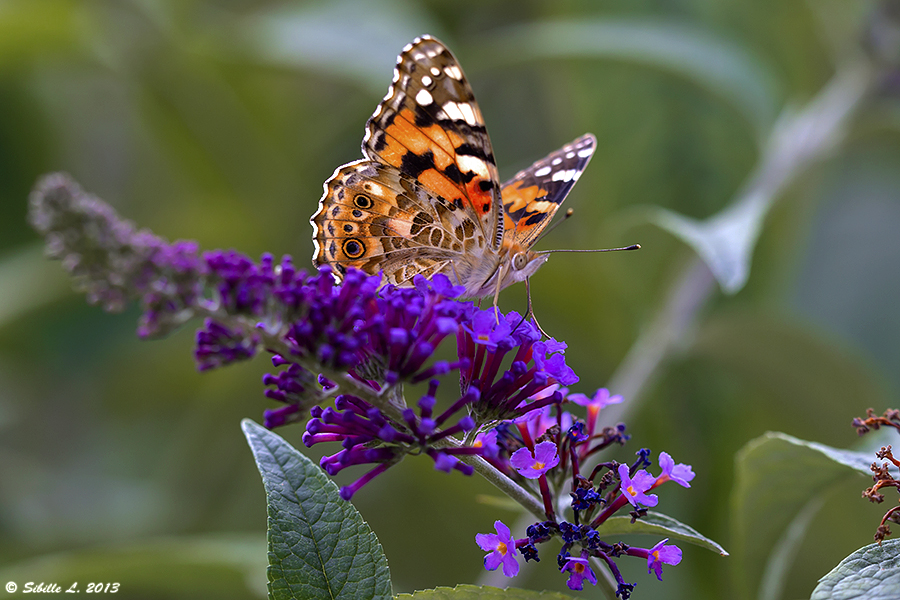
[
  {"left": 367, "top": 182, "right": 387, "bottom": 197},
  {"left": 534, "top": 166, "right": 551, "bottom": 177},
  {"left": 551, "top": 157, "right": 562, "bottom": 165},
  {"left": 441, "top": 101, "right": 466, "bottom": 123},
  {"left": 422, "top": 75, "right": 432, "bottom": 87},
  {"left": 444, "top": 65, "right": 463, "bottom": 80},
  {"left": 566, "top": 152, "right": 575, "bottom": 159},
  {"left": 457, "top": 155, "right": 490, "bottom": 179},
  {"left": 552, "top": 169, "right": 576, "bottom": 182},
  {"left": 577, "top": 148, "right": 593, "bottom": 158},
  {"left": 458, "top": 102, "right": 478, "bottom": 126},
  {"left": 416, "top": 89, "right": 433, "bottom": 105},
  {"left": 430, "top": 66, "right": 441, "bottom": 76}
]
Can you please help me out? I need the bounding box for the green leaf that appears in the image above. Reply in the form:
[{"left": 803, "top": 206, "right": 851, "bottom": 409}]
[
  {"left": 732, "top": 432, "right": 877, "bottom": 600},
  {"left": 396, "top": 584, "right": 578, "bottom": 600},
  {"left": 483, "top": 18, "right": 780, "bottom": 137},
  {"left": 595, "top": 512, "right": 728, "bottom": 556},
  {"left": 646, "top": 197, "right": 766, "bottom": 294},
  {"left": 810, "top": 539, "right": 900, "bottom": 600},
  {"left": 241, "top": 419, "right": 391, "bottom": 600}
]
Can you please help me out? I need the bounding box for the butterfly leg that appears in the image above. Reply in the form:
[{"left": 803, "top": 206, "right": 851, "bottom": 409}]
[
  {"left": 450, "top": 261, "right": 463, "bottom": 288},
  {"left": 491, "top": 264, "right": 508, "bottom": 325}
]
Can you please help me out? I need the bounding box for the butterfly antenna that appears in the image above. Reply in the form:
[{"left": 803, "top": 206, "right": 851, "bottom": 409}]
[
  {"left": 540, "top": 244, "right": 641, "bottom": 255},
  {"left": 533, "top": 208, "right": 575, "bottom": 245}
]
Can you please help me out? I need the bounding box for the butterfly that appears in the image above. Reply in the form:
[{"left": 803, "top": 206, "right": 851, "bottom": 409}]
[{"left": 311, "top": 35, "right": 621, "bottom": 321}]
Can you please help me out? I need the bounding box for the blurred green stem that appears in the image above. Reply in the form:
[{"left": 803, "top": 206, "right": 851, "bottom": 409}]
[{"left": 603, "top": 59, "right": 875, "bottom": 427}]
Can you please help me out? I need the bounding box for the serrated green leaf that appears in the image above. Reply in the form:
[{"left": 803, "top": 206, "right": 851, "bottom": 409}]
[
  {"left": 732, "top": 432, "right": 877, "bottom": 600},
  {"left": 810, "top": 539, "right": 900, "bottom": 600},
  {"left": 595, "top": 512, "right": 728, "bottom": 556},
  {"left": 241, "top": 419, "right": 391, "bottom": 600},
  {"left": 396, "top": 584, "right": 578, "bottom": 600}
]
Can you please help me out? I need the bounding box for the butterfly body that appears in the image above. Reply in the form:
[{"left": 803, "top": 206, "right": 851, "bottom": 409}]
[{"left": 311, "top": 35, "right": 596, "bottom": 300}]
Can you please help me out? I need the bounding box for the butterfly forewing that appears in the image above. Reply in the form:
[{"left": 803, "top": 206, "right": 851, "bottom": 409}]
[
  {"left": 362, "top": 35, "right": 504, "bottom": 251},
  {"left": 500, "top": 133, "right": 597, "bottom": 247}
]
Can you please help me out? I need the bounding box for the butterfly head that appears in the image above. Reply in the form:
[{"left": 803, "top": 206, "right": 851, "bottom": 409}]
[{"left": 502, "top": 246, "right": 548, "bottom": 287}]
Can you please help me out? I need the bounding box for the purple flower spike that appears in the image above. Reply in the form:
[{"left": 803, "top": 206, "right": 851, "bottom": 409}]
[
  {"left": 264, "top": 404, "right": 302, "bottom": 429},
  {"left": 360, "top": 281, "right": 472, "bottom": 383},
  {"left": 475, "top": 520, "right": 519, "bottom": 577},
  {"left": 414, "top": 272, "right": 465, "bottom": 298},
  {"left": 561, "top": 555, "right": 598, "bottom": 591},
  {"left": 28, "top": 174, "right": 209, "bottom": 336},
  {"left": 301, "top": 380, "right": 486, "bottom": 496},
  {"left": 617, "top": 464, "right": 659, "bottom": 508},
  {"left": 194, "top": 319, "right": 258, "bottom": 371},
  {"left": 459, "top": 312, "right": 582, "bottom": 423},
  {"left": 510, "top": 441, "right": 560, "bottom": 479}
]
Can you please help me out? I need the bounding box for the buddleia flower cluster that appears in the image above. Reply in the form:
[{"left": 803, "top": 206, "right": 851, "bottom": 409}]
[
  {"left": 29, "top": 173, "right": 694, "bottom": 596},
  {"left": 853, "top": 408, "right": 900, "bottom": 542}
]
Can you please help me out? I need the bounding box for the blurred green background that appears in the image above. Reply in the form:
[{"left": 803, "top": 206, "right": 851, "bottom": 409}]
[{"left": 2, "top": 0, "right": 899, "bottom": 598}]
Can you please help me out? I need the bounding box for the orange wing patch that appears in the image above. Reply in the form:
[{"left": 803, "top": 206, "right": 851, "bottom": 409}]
[
  {"left": 378, "top": 107, "right": 494, "bottom": 214},
  {"left": 362, "top": 36, "right": 503, "bottom": 250}
]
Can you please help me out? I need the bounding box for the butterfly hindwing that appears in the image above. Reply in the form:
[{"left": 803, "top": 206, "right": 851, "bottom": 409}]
[
  {"left": 501, "top": 133, "right": 597, "bottom": 247},
  {"left": 311, "top": 160, "right": 489, "bottom": 286},
  {"left": 362, "top": 35, "right": 504, "bottom": 251}
]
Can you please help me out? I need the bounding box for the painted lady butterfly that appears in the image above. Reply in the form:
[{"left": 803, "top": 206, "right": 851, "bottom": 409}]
[{"left": 311, "top": 35, "right": 609, "bottom": 312}]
